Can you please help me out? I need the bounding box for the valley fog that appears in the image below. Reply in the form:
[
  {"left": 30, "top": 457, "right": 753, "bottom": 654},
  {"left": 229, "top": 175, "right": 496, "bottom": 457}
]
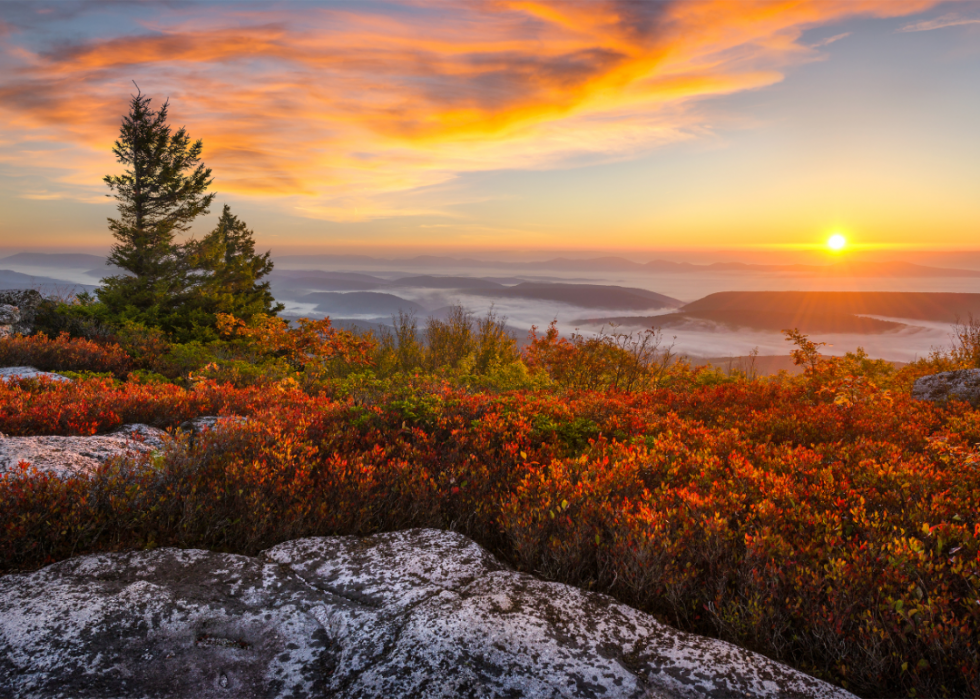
[
  {"left": 267, "top": 258, "right": 976, "bottom": 364},
  {"left": 2, "top": 251, "right": 977, "bottom": 366}
]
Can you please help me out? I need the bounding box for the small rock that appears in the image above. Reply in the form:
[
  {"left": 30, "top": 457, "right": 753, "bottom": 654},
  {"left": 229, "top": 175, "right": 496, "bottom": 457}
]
[
  {"left": 0, "top": 424, "right": 168, "bottom": 478},
  {"left": 0, "top": 304, "right": 20, "bottom": 325},
  {"left": 912, "top": 368, "right": 980, "bottom": 407},
  {"left": 111, "top": 423, "right": 168, "bottom": 450},
  {"left": 0, "top": 366, "right": 72, "bottom": 383}
]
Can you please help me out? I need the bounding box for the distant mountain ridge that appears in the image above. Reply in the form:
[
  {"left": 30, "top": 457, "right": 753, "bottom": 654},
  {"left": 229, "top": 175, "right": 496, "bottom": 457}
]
[
  {"left": 0, "top": 253, "right": 107, "bottom": 268},
  {"left": 299, "top": 292, "right": 426, "bottom": 316},
  {"left": 683, "top": 291, "right": 980, "bottom": 323},
  {"left": 6, "top": 251, "right": 980, "bottom": 279},
  {"left": 0, "top": 269, "right": 96, "bottom": 294},
  {"left": 577, "top": 291, "right": 980, "bottom": 334},
  {"left": 273, "top": 254, "right": 980, "bottom": 277},
  {"left": 466, "top": 283, "right": 680, "bottom": 310}
]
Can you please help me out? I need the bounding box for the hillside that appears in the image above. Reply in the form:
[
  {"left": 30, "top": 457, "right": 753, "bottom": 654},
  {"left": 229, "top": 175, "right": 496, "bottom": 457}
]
[
  {"left": 388, "top": 276, "right": 506, "bottom": 289},
  {"left": 0, "top": 253, "right": 107, "bottom": 268},
  {"left": 579, "top": 310, "right": 910, "bottom": 334},
  {"left": 683, "top": 291, "right": 980, "bottom": 323},
  {"left": 298, "top": 291, "right": 426, "bottom": 316},
  {"left": 473, "top": 282, "right": 681, "bottom": 310}
]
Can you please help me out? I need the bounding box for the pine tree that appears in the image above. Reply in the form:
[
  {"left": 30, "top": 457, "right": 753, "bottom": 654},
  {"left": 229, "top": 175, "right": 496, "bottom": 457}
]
[
  {"left": 184, "top": 204, "right": 284, "bottom": 323},
  {"left": 98, "top": 88, "right": 215, "bottom": 322}
]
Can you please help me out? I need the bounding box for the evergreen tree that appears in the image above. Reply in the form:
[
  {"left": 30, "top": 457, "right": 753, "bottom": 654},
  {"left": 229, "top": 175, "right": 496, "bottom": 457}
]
[
  {"left": 99, "top": 88, "right": 215, "bottom": 323},
  {"left": 184, "top": 204, "right": 284, "bottom": 323}
]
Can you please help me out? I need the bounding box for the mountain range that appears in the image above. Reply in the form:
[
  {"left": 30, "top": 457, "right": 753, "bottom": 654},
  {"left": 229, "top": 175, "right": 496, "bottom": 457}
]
[{"left": 6, "top": 252, "right": 980, "bottom": 279}]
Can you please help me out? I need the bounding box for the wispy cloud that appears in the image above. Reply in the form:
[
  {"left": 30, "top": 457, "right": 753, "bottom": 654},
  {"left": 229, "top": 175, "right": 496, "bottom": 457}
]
[
  {"left": 0, "top": 0, "right": 942, "bottom": 221},
  {"left": 18, "top": 189, "right": 106, "bottom": 204},
  {"left": 811, "top": 32, "right": 851, "bottom": 48},
  {"left": 899, "top": 13, "right": 980, "bottom": 32}
]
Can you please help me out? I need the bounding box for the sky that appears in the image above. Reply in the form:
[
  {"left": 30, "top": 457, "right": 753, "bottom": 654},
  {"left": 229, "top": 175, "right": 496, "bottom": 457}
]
[{"left": 0, "top": 0, "right": 978, "bottom": 258}]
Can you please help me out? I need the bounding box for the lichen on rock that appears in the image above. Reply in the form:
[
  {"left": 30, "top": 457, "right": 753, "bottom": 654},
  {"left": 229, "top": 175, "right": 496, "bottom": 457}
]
[
  {"left": 0, "top": 289, "right": 43, "bottom": 335},
  {"left": 912, "top": 368, "right": 980, "bottom": 407},
  {"left": 0, "top": 528, "right": 858, "bottom": 699},
  {"left": 0, "top": 366, "right": 71, "bottom": 383},
  {"left": 0, "top": 423, "right": 168, "bottom": 477}
]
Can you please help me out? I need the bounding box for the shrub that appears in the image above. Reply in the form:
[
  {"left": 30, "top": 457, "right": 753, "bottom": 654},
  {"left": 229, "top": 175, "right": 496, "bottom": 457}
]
[
  {"left": 3, "top": 325, "right": 980, "bottom": 697},
  {"left": 0, "top": 332, "right": 134, "bottom": 378},
  {"left": 950, "top": 314, "right": 980, "bottom": 368},
  {"left": 372, "top": 306, "right": 525, "bottom": 384},
  {"left": 523, "top": 321, "right": 677, "bottom": 391}
]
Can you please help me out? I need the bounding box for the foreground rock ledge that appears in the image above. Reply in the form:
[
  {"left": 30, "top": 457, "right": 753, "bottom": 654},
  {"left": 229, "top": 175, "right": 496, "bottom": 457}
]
[{"left": 0, "top": 529, "right": 855, "bottom": 699}]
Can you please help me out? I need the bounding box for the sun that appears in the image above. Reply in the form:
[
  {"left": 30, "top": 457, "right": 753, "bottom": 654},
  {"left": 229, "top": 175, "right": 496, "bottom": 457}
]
[{"left": 827, "top": 233, "right": 847, "bottom": 251}]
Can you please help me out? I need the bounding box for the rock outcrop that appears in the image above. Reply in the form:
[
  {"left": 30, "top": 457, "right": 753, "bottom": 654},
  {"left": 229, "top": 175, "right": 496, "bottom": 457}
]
[
  {"left": 0, "top": 366, "right": 71, "bottom": 382},
  {"left": 0, "top": 424, "right": 167, "bottom": 477},
  {"left": 0, "top": 528, "right": 856, "bottom": 699},
  {"left": 0, "top": 304, "right": 19, "bottom": 337},
  {"left": 0, "top": 289, "right": 43, "bottom": 336},
  {"left": 912, "top": 368, "right": 980, "bottom": 407}
]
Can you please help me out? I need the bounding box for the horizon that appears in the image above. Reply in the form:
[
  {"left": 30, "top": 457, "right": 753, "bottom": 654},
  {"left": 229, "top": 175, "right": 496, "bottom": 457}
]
[
  {"left": 1, "top": 1, "right": 979, "bottom": 253},
  {"left": 5, "top": 246, "right": 980, "bottom": 268}
]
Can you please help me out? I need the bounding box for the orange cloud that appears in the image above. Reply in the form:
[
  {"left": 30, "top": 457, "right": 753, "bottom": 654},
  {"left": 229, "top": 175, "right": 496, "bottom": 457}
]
[{"left": 0, "top": 0, "right": 942, "bottom": 221}]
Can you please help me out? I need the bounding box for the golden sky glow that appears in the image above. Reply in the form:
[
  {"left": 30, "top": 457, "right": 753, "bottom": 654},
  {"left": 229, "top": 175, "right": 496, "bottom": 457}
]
[{"left": 0, "top": 0, "right": 978, "bottom": 253}]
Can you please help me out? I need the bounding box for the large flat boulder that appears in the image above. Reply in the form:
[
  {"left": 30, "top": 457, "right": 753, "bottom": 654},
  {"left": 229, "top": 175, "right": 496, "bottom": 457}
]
[
  {"left": 0, "top": 528, "right": 856, "bottom": 699},
  {"left": 0, "top": 424, "right": 167, "bottom": 477},
  {"left": 912, "top": 368, "right": 980, "bottom": 407}
]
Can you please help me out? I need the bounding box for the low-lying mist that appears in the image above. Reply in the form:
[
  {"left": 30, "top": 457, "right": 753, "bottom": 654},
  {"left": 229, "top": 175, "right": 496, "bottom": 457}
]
[{"left": 3, "top": 250, "right": 976, "bottom": 366}]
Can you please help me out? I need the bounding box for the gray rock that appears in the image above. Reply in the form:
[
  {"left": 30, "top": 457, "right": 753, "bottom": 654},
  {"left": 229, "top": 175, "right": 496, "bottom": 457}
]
[
  {"left": 0, "top": 366, "right": 71, "bottom": 382},
  {"left": 912, "top": 368, "right": 980, "bottom": 407},
  {"left": 0, "top": 528, "right": 857, "bottom": 699},
  {"left": 178, "top": 415, "right": 249, "bottom": 447},
  {"left": 0, "top": 303, "right": 19, "bottom": 324},
  {"left": 0, "top": 289, "right": 43, "bottom": 335},
  {"left": 0, "top": 423, "right": 168, "bottom": 477},
  {"left": 179, "top": 415, "right": 248, "bottom": 434}
]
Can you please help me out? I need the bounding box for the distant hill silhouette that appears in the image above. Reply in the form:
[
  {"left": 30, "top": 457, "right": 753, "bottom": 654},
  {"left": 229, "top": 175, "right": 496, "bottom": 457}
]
[
  {"left": 0, "top": 253, "right": 106, "bottom": 269},
  {"left": 680, "top": 260, "right": 980, "bottom": 278},
  {"left": 270, "top": 270, "right": 388, "bottom": 284},
  {"left": 269, "top": 270, "right": 390, "bottom": 293},
  {"left": 0, "top": 269, "right": 95, "bottom": 294},
  {"left": 299, "top": 292, "right": 426, "bottom": 316},
  {"left": 575, "top": 311, "right": 908, "bottom": 334},
  {"left": 388, "top": 276, "right": 505, "bottom": 289},
  {"left": 683, "top": 291, "right": 980, "bottom": 323},
  {"left": 576, "top": 291, "right": 980, "bottom": 333},
  {"left": 272, "top": 253, "right": 980, "bottom": 277},
  {"left": 472, "top": 283, "right": 680, "bottom": 310}
]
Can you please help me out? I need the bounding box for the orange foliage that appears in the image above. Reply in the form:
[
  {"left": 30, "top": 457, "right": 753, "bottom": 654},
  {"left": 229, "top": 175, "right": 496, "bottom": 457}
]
[
  {"left": 216, "top": 313, "right": 375, "bottom": 367},
  {"left": 0, "top": 332, "right": 134, "bottom": 378},
  {"left": 1, "top": 371, "right": 978, "bottom": 696},
  {"left": 523, "top": 320, "right": 674, "bottom": 391}
]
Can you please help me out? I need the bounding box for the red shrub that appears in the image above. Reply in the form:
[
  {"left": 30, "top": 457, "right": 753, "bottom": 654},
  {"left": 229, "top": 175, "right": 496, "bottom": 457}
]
[
  {"left": 0, "top": 332, "right": 134, "bottom": 378},
  {"left": 1, "top": 378, "right": 978, "bottom": 696}
]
